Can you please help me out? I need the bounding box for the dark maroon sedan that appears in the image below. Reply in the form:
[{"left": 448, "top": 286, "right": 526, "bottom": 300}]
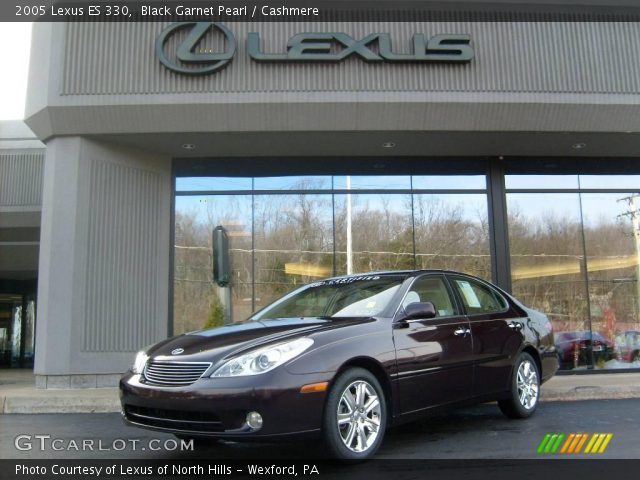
[{"left": 121, "top": 270, "right": 557, "bottom": 460}]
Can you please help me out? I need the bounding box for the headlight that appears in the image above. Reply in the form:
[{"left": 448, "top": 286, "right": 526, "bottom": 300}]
[
  {"left": 131, "top": 350, "right": 149, "bottom": 374},
  {"left": 211, "top": 337, "right": 314, "bottom": 377}
]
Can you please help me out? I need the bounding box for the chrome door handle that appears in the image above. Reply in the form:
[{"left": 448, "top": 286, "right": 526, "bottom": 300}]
[
  {"left": 508, "top": 321, "right": 523, "bottom": 331},
  {"left": 454, "top": 327, "right": 470, "bottom": 336}
]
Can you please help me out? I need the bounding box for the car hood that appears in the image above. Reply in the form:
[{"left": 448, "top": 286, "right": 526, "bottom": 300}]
[{"left": 146, "top": 317, "right": 372, "bottom": 365}]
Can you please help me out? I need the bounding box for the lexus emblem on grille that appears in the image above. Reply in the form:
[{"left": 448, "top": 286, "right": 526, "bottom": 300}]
[{"left": 171, "top": 348, "right": 184, "bottom": 355}]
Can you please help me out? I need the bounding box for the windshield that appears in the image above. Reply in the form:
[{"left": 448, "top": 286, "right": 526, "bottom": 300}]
[{"left": 251, "top": 275, "right": 406, "bottom": 320}]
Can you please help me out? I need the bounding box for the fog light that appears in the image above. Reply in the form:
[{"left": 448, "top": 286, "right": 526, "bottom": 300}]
[{"left": 246, "top": 411, "right": 263, "bottom": 430}]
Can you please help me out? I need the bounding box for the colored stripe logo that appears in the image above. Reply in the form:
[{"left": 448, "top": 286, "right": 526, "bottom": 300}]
[{"left": 537, "top": 433, "right": 613, "bottom": 454}]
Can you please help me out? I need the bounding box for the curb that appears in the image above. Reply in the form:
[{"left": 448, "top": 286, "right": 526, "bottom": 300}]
[
  {"left": 1, "top": 389, "right": 121, "bottom": 414},
  {"left": 541, "top": 387, "right": 640, "bottom": 402},
  {"left": 3, "top": 397, "right": 121, "bottom": 414}
]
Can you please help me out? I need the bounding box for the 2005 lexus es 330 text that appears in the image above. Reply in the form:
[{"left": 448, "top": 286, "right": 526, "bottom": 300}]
[{"left": 120, "top": 270, "right": 557, "bottom": 460}]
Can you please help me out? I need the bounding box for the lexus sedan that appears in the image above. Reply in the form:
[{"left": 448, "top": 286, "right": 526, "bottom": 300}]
[{"left": 121, "top": 270, "right": 557, "bottom": 460}]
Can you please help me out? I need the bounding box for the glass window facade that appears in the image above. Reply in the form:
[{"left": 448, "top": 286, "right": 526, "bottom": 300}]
[
  {"left": 506, "top": 175, "right": 640, "bottom": 371},
  {"left": 174, "top": 195, "right": 253, "bottom": 334},
  {"left": 174, "top": 175, "right": 489, "bottom": 333},
  {"left": 334, "top": 193, "right": 414, "bottom": 274},
  {"left": 253, "top": 193, "right": 334, "bottom": 312},
  {"left": 174, "top": 168, "right": 640, "bottom": 372},
  {"left": 414, "top": 194, "right": 490, "bottom": 278}
]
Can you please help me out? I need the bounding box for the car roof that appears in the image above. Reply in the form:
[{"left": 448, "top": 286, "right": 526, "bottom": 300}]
[{"left": 323, "top": 269, "right": 470, "bottom": 281}]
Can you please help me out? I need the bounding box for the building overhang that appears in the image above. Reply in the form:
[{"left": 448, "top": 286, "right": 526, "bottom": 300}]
[{"left": 23, "top": 18, "right": 640, "bottom": 157}]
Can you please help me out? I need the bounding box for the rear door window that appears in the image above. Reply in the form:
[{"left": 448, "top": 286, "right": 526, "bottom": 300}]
[{"left": 450, "top": 277, "right": 507, "bottom": 315}]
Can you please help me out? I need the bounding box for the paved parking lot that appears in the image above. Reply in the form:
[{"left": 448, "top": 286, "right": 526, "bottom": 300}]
[{"left": 1, "top": 399, "right": 638, "bottom": 459}]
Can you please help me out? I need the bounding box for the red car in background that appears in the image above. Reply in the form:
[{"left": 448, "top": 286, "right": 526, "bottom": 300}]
[
  {"left": 616, "top": 331, "right": 640, "bottom": 363},
  {"left": 555, "top": 331, "right": 616, "bottom": 370}
]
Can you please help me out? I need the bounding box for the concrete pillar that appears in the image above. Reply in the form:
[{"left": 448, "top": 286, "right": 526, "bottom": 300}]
[{"left": 35, "top": 137, "right": 171, "bottom": 388}]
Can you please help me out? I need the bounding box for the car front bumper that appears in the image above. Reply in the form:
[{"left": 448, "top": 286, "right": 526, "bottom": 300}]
[{"left": 120, "top": 370, "right": 332, "bottom": 439}]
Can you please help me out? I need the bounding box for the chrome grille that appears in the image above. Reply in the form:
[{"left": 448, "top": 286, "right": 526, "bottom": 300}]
[{"left": 143, "top": 361, "right": 211, "bottom": 387}]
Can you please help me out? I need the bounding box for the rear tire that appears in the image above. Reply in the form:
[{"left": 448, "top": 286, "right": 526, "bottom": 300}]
[
  {"left": 322, "top": 367, "right": 387, "bottom": 461},
  {"left": 498, "top": 352, "right": 540, "bottom": 419}
]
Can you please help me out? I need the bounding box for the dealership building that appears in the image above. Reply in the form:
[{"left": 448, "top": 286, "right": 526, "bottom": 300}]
[{"left": 2, "top": 1, "right": 640, "bottom": 386}]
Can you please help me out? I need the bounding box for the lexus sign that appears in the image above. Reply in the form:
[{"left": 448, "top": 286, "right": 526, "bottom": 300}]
[{"left": 156, "top": 22, "right": 474, "bottom": 75}]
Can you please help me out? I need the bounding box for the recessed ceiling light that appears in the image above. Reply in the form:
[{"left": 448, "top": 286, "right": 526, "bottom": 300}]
[
  {"left": 181, "top": 143, "right": 196, "bottom": 150},
  {"left": 382, "top": 142, "right": 396, "bottom": 148},
  {"left": 572, "top": 142, "right": 587, "bottom": 150}
]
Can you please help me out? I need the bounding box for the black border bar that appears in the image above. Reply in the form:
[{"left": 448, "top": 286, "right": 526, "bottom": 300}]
[
  {"left": 5, "top": 0, "right": 640, "bottom": 22},
  {"left": 3, "top": 459, "right": 640, "bottom": 480}
]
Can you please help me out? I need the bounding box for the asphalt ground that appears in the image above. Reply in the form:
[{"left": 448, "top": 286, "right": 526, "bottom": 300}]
[{"left": 1, "top": 399, "right": 637, "bottom": 460}]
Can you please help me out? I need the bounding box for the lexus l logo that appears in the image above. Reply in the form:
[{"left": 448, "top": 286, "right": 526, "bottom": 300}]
[
  {"left": 171, "top": 348, "right": 184, "bottom": 355},
  {"left": 156, "top": 22, "right": 236, "bottom": 75}
]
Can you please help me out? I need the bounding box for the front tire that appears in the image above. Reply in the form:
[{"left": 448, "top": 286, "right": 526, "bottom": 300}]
[
  {"left": 498, "top": 352, "right": 540, "bottom": 419},
  {"left": 322, "top": 368, "right": 387, "bottom": 461}
]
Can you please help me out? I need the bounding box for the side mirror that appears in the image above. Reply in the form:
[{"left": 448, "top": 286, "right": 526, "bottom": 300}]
[{"left": 403, "top": 302, "right": 436, "bottom": 320}]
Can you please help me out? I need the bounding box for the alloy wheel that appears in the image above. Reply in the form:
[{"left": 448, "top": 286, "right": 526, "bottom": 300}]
[
  {"left": 516, "top": 359, "right": 539, "bottom": 409},
  {"left": 336, "top": 380, "right": 382, "bottom": 453}
]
